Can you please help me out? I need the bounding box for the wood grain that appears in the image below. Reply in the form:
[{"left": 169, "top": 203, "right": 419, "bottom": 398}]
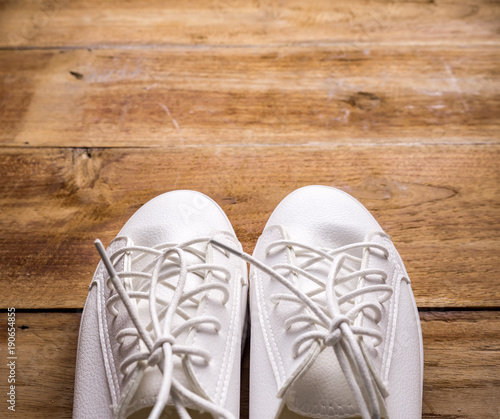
[
  {"left": 421, "top": 311, "right": 500, "bottom": 418},
  {"left": 0, "top": 0, "right": 499, "bottom": 416},
  {"left": 0, "top": 0, "right": 499, "bottom": 48},
  {"left": 1, "top": 47, "right": 499, "bottom": 147},
  {"left": 0, "top": 145, "right": 499, "bottom": 309},
  {"left": 0, "top": 312, "right": 81, "bottom": 419},
  {"left": 0, "top": 311, "right": 498, "bottom": 418}
]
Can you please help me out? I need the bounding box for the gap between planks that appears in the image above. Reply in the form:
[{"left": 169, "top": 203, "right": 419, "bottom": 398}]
[{"left": 1, "top": 41, "right": 500, "bottom": 51}]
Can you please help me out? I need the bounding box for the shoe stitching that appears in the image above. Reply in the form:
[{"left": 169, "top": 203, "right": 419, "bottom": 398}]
[
  {"left": 256, "top": 268, "right": 285, "bottom": 387},
  {"left": 215, "top": 265, "right": 241, "bottom": 406},
  {"left": 382, "top": 236, "right": 403, "bottom": 383},
  {"left": 97, "top": 266, "right": 119, "bottom": 407},
  {"left": 288, "top": 395, "right": 358, "bottom": 419},
  {"left": 372, "top": 235, "right": 393, "bottom": 380},
  {"left": 99, "top": 239, "right": 128, "bottom": 409},
  {"left": 219, "top": 263, "right": 244, "bottom": 405},
  {"left": 189, "top": 252, "right": 216, "bottom": 401},
  {"left": 255, "top": 230, "right": 287, "bottom": 387},
  {"left": 187, "top": 235, "right": 239, "bottom": 406},
  {"left": 211, "top": 236, "right": 239, "bottom": 405},
  {"left": 381, "top": 265, "right": 395, "bottom": 380},
  {"left": 116, "top": 363, "right": 145, "bottom": 418},
  {"left": 107, "top": 239, "right": 127, "bottom": 404},
  {"left": 384, "top": 268, "right": 402, "bottom": 384}
]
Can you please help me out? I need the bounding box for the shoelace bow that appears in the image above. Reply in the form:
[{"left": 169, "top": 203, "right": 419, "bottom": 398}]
[
  {"left": 210, "top": 234, "right": 393, "bottom": 419},
  {"left": 95, "top": 238, "right": 236, "bottom": 419}
]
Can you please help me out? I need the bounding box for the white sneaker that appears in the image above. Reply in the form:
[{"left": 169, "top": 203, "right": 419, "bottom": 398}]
[
  {"left": 73, "top": 191, "right": 248, "bottom": 419},
  {"left": 246, "top": 186, "right": 423, "bottom": 419}
]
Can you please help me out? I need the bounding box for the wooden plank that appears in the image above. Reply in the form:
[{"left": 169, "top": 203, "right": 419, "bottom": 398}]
[
  {"left": 1, "top": 47, "right": 499, "bottom": 147},
  {"left": 0, "top": 0, "right": 499, "bottom": 48},
  {"left": 0, "top": 311, "right": 498, "bottom": 418},
  {"left": 0, "top": 145, "right": 499, "bottom": 309},
  {"left": 421, "top": 311, "right": 500, "bottom": 418},
  {"left": 0, "top": 312, "right": 81, "bottom": 418}
]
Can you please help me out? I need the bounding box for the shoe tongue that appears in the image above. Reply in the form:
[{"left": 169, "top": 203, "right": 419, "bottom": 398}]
[
  {"left": 293, "top": 248, "right": 361, "bottom": 308},
  {"left": 282, "top": 228, "right": 367, "bottom": 418},
  {"left": 285, "top": 347, "right": 363, "bottom": 418},
  {"left": 123, "top": 241, "right": 208, "bottom": 415},
  {"left": 284, "top": 249, "right": 364, "bottom": 419},
  {"left": 131, "top": 241, "right": 205, "bottom": 333}
]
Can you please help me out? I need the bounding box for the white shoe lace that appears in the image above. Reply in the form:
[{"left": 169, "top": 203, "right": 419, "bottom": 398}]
[
  {"left": 210, "top": 233, "right": 393, "bottom": 419},
  {"left": 95, "top": 238, "right": 236, "bottom": 419}
]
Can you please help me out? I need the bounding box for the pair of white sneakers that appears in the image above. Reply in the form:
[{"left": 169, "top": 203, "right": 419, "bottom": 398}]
[{"left": 73, "top": 186, "right": 423, "bottom": 419}]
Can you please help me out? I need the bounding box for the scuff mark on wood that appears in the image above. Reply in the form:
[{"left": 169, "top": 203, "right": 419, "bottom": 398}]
[
  {"left": 69, "top": 71, "right": 83, "bottom": 80},
  {"left": 345, "top": 91, "right": 381, "bottom": 111}
]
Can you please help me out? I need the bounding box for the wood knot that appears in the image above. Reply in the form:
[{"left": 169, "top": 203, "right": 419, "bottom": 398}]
[{"left": 346, "top": 91, "right": 381, "bottom": 111}]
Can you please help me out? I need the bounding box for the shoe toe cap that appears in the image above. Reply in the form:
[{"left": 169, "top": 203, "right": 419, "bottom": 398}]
[
  {"left": 266, "top": 185, "right": 383, "bottom": 248},
  {"left": 118, "top": 190, "right": 235, "bottom": 247}
]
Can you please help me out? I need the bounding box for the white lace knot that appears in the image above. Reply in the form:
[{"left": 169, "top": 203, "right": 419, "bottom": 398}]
[
  {"left": 324, "top": 315, "right": 349, "bottom": 346},
  {"left": 148, "top": 335, "right": 175, "bottom": 366}
]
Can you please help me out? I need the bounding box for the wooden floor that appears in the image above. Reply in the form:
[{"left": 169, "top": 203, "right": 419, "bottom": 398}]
[{"left": 1, "top": 1, "right": 499, "bottom": 418}]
